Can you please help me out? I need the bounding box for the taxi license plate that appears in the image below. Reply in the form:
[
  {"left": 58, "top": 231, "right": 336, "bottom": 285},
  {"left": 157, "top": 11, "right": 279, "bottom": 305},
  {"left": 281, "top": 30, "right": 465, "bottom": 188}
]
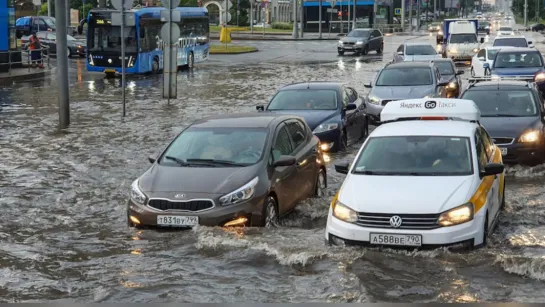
[
  {"left": 500, "top": 147, "right": 507, "bottom": 156},
  {"left": 157, "top": 215, "right": 198, "bottom": 227},
  {"left": 370, "top": 233, "right": 422, "bottom": 247}
]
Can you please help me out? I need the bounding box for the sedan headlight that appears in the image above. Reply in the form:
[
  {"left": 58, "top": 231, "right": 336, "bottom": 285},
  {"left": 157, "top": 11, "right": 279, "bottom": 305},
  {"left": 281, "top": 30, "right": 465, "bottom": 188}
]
[
  {"left": 338, "top": 40, "right": 344, "bottom": 46},
  {"left": 356, "top": 41, "right": 364, "bottom": 45},
  {"left": 447, "top": 82, "right": 458, "bottom": 89},
  {"left": 219, "top": 177, "right": 259, "bottom": 205},
  {"left": 485, "top": 26, "right": 490, "bottom": 29},
  {"left": 473, "top": 48, "right": 479, "bottom": 53},
  {"left": 130, "top": 179, "right": 146, "bottom": 205},
  {"left": 368, "top": 95, "right": 381, "bottom": 105},
  {"left": 438, "top": 203, "right": 474, "bottom": 226},
  {"left": 535, "top": 72, "right": 545, "bottom": 81},
  {"left": 332, "top": 200, "right": 358, "bottom": 223},
  {"left": 519, "top": 130, "right": 541, "bottom": 143},
  {"left": 313, "top": 122, "right": 339, "bottom": 133}
]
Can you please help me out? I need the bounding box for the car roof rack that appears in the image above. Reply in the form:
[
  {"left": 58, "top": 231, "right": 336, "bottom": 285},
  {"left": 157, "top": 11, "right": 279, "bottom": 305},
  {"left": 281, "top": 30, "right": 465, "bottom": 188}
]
[{"left": 380, "top": 99, "right": 481, "bottom": 123}]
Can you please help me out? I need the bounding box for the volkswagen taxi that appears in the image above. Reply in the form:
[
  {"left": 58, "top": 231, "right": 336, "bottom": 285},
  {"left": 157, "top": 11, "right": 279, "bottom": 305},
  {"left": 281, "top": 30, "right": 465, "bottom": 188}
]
[{"left": 325, "top": 98, "right": 506, "bottom": 249}]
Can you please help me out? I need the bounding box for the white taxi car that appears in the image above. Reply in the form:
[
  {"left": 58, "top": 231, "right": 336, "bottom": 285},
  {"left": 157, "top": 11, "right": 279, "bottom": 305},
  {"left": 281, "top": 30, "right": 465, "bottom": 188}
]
[{"left": 325, "top": 98, "right": 506, "bottom": 249}]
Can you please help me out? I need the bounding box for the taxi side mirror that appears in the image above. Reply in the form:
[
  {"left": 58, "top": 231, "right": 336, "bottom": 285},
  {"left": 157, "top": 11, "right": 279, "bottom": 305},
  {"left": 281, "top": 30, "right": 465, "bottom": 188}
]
[
  {"left": 483, "top": 63, "right": 490, "bottom": 69},
  {"left": 480, "top": 37, "right": 485, "bottom": 43},
  {"left": 480, "top": 163, "right": 504, "bottom": 178},
  {"left": 256, "top": 105, "right": 265, "bottom": 111},
  {"left": 364, "top": 82, "right": 372, "bottom": 88},
  {"left": 335, "top": 162, "right": 350, "bottom": 174},
  {"left": 148, "top": 155, "right": 157, "bottom": 164}
]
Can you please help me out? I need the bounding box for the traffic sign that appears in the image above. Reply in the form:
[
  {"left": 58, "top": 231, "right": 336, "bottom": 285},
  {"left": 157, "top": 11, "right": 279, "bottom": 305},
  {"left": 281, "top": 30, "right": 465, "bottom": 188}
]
[
  {"left": 329, "top": 0, "right": 336, "bottom": 7},
  {"left": 160, "top": 22, "right": 181, "bottom": 44},
  {"left": 226, "top": 0, "right": 233, "bottom": 10},
  {"left": 394, "top": 8, "right": 402, "bottom": 15},
  {"left": 225, "top": 12, "right": 232, "bottom": 23},
  {"left": 111, "top": 0, "right": 132, "bottom": 11},
  {"left": 161, "top": 0, "right": 180, "bottom": 9}
]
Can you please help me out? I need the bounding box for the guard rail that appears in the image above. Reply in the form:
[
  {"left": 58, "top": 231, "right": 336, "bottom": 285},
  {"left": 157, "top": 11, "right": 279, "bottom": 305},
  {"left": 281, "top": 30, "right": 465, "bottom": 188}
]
[{"left": 0, "top": 45, "right": 51, "bottom": 75}]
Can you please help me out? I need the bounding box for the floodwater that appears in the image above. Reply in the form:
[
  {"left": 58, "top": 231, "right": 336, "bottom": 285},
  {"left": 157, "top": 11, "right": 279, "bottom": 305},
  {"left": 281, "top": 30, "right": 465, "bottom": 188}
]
[{"left": 1, "top": 40, "right": 545, "bottom": 302}]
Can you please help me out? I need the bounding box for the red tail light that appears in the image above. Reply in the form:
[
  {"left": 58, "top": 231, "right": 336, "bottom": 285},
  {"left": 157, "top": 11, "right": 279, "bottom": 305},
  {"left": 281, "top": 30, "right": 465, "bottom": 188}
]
[{"left": 420, "top": 116, "right": 446, "bottom": 120}]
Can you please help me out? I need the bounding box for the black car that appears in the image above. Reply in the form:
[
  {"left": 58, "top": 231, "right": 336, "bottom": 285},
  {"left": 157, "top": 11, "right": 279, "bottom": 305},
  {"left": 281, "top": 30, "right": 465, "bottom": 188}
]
[
  {"left": 21, "top": 31, "right": 86, "bottom": 57},
  {"left": 431, "top": 58, "right": 464, "bottom": 98},
  {"left": 527, "top": 23, "right": 545, "bottom": 32},
  {"left": 127, "top": 113, "right": 327, "bottom": 228},
  {"left": 477, "top": 21, "right": 491, "bottom": 35},
  {"left": 460, "top": 80, "right": 545, "bottom": 165},
  {"left": 256, "top": 82, "right": 368, "bottom": 152}
]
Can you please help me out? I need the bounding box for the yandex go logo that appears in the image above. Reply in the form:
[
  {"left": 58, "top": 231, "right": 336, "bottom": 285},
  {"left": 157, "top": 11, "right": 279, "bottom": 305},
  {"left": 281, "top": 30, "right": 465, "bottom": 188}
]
[{"left": 424, "top": 101, "right": 437, "bottom": 109}]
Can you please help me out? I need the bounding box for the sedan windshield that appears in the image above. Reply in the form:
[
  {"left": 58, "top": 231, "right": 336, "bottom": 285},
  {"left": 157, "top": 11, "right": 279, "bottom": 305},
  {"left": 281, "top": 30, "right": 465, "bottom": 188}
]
[
  {"left": 376, "top": 67, "right": 432, "bottom": 86},
  {"left": 499, "top": 27, "right": 512, "bottom": 31},
  {"left": 493, "top": 52, "right": 542, "bottom": 68},
  {"left": 449, "top": 34, "right": 478, "bottom": 44},
  {"left": 347, "top": 30, "right": 370, "bottom": 38},
  {"left": 353, "top": 136, "right": 473, "bottom": 176},
  {"left": 493, "top": 38, "right": 527, "bottom": 47},
  {"left": 267, "top": 90, "right": 338, "bottom": 110},
  {"left": 435, "top": 62, "right": 454, "bottom": 75},
  {"left": 461, "top": 90, "right": 538, "bottom": 117},
  {"left": 405, "top": 45, "right": 437, "bottom": 55},
  {"left": 160, "top": 127, "right": 268, "bottom": 166}
]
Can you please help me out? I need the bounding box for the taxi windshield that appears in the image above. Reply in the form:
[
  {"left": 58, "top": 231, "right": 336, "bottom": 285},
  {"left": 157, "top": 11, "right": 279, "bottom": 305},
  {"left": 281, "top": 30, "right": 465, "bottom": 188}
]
[
  {"left": 493, "top": 51, "right": 542, "bottom": 68},
  {"left": 353, "top": 136, "right": 473, "bottom": 176},
  {"left": 159, "top": 127, "right": 268, "bottom": 166},
  {"left": 461, "top": 90, "right": 538, "bottom": 117},
  {"left": 267, "top": 90, "right": 338, "bottom": 110}
]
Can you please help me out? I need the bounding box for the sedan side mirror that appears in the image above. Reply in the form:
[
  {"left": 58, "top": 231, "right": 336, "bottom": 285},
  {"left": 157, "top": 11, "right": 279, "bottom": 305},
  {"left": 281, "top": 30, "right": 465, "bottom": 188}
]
[
  {"left": 334, "top": 162, "right": 350, "bottom": 174},
  {"left": 345, "top": 103, "right": 357, "bottom": 111},
  {"left": 148, "top": 155, "right": 157, "bottom": 164},
  {"left": 77, "top": 25, "right": 83, "bottom": 35},
  {"left": 256, "top": 105, "right": 264, "bottom": 111},
  {"left": 480, "top": 163, "right": 504, "bottom": 178},
  {"left": 438, "top": 81, "right": 450, "bottom": 86},
  {"left": 272, "top": 155, "right": 296, "bottom": 167},
  {"left": 478, "top": 56, "right": 485, "bottom": 61},
  {"left": 456, "top": 70, "right": 464, "bottom": 75},
  {"left": 364, "top": 82, "right": 372, "bottom": 88},
  {"left": 397, "top": 51, "right": 404, "bottom": 55},
  {"left": 483, "top": 63, "right": 490, "bottom": 69},
  {"left": 480, "top": 37, "right": 485, "bottom": 43}
]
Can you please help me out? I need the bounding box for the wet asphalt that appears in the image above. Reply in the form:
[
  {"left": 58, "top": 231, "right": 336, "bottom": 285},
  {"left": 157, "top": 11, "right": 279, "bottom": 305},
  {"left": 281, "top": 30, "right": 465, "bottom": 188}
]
[{"left": 1, "top": 28, "right": 545, "bottom": 302}]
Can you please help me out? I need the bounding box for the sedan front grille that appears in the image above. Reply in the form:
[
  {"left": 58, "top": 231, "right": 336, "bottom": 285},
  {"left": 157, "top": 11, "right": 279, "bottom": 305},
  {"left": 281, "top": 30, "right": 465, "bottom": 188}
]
[
  {"left": 356, "top": 212, "right": 441, "bottom": 230},
  {"left": 344, "top": 42, "right": 355, "bottom": 45},
  {"left": 491, "top": 137, "right": 514, "bottom": 145},
  {"left": 148, "top": 199, "right": 214, "bottom": 211}
]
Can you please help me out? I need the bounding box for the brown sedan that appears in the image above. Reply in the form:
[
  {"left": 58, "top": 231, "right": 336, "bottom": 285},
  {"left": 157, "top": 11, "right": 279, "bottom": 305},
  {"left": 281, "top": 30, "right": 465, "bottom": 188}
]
[{"left": 127, "top": 113, "right": 327, "bottom": 228}]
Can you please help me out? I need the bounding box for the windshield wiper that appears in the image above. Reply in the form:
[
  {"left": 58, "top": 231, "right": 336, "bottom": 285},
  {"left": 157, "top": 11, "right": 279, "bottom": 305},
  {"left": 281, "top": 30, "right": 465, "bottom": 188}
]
[
  {"left": 186, "top": 158, "right": 247, "bottom": 167},
  {"left": 165, "top": 155, "right": 189, "bottom": 166},
  {"left": 352, "top": 170, "right": 395, "bottom": 175},
  {"left": 482, "top": 114, "right": 523, "bottom": 117}
]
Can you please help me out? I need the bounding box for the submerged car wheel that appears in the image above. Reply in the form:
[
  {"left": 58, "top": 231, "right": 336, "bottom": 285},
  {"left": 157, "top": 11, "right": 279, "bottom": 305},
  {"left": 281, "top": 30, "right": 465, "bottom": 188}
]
[
  {"left": 338, "top": 130, "right": 348, "bottom": 151},
  {"left": 314, "top": 169, "right": 327, "bottom": 197},
  {"left": 152, "top": 58, "right": 160, "bottom": 74},
  {"left": 482, "top": 213, "right": 489, "bottom": 247},
  {"left": 377, "top": 43, "right": 383, "bottom": 54},
  {"left": 338, "top": 50, "right": 344, "bottom": 56},
  {"left": 362, "top": 45, "right": 369, "bottom": 55},
  {"left": 263, "top": 196, "right": 279, "bottom": 228}
]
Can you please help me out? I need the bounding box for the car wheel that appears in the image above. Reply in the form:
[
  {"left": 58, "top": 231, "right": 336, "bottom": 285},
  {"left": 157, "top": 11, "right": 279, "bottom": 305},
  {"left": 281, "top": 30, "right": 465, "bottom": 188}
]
[
  {"left": 500, "top": 179, "right": 506, "bottom": 209},
  {"left": 314, "top": 169, "right": 327, "bottom": 197},
  {"left": 481, "top": 213, "right": 489, "bottom": 247},
  {"left": 360, "top": 119, "right": 369, "bottom": 139},
  {"left": 67, "top": 47, "right": 72, "bottom": 58},
  {"left": 263, "top": 196, "right": 279, "bottom": 228},
  {"left": 338, "top": 50, "right": 344, "bottom": 56},
  {"left": 338, "top": 130, "right": 348, "bottom": 151},
  {"left": 151, "top": 58, "right": 160, "bottom": 74},
  {"left": 471, "top": 67, "right": 475, "bottom": 77},
  {"left": 362, "top": 45, "right": 369, "bottom": 55},
  {"left": 187, "top": 52, "right": 194, "bottom": 69},
  {"left": 377, "top": 43, "right": 383, "bottom": 54}
]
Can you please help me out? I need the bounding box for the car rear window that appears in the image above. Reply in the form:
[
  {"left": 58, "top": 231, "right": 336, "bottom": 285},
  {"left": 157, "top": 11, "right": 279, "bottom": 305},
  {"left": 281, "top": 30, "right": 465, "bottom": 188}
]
[
  {"left": 267, "top": 90, "right": 338, "bottom": 110},
  {"left": 493, "top": 38, "right": 527, "bottom": 47},
  {"left": 376, "top": 67, "right": 432, "bottom": 86},
  {"left": 461, "top": 89, "right": 538, "bottom": 117},
  {"left": 493, "top": 51, "right": 542, "bottom": 68},
  {"left": 405, "top": 45, "right": 437, "bottom": 55}
]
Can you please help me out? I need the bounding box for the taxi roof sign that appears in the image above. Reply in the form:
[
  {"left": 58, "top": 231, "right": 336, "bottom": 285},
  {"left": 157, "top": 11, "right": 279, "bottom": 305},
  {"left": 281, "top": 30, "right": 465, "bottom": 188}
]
[{"left": 380, "top": 99, "right": 481, "bottom": 123}]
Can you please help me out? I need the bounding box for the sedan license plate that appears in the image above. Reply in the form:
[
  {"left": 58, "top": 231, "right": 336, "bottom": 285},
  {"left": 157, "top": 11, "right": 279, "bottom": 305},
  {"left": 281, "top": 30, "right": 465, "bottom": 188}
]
[
  {"left": 500, "top": 147, "right": 507, "bottom": 156},
  {"left": 370, "top": 233, "right": 422, "bottom": 247},
  {"left": 344, "top": 46, "right": 353, "bottom": 49},
  {"left": 157, "top": 215, "right": 199, "bottom": 227}
]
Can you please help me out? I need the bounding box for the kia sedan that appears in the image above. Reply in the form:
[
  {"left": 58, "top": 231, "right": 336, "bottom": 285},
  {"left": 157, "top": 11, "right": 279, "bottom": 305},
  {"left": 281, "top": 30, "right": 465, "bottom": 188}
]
[{"left": 127, "top": 113, "right": 327, "bottom": 228}]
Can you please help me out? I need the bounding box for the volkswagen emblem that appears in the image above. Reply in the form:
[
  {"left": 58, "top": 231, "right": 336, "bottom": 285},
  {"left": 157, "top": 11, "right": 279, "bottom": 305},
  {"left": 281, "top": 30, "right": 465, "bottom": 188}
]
[
  {"left": 108, "top": 58, "right": 112, "bottom": 64},
  {"left": 389, "top": 215, "right": 402, "bottom": 228},
  {"left": 174, "top": 194, "right": 186, "bottom": 199}
]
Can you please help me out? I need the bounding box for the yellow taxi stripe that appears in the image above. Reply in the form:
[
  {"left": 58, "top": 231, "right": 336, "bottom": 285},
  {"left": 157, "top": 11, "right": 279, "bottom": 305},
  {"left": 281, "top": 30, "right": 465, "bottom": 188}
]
[{"left": 469, "top": 145, "right": 503, "bottom": 213}]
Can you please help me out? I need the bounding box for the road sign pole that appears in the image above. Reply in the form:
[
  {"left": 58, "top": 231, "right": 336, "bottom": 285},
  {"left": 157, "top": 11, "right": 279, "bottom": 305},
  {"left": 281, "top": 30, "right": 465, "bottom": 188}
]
[
  {"left": 121, "top": 1, "right": 126, "bottom": 116},
  {"left": 56, "top": 0, "right": 70, "bottom": 128},
  {"left": 352, "top": 0, "right": 356, "bottom": 31},
  {"left": 292, "top": 0, "right": 298, "bottom": 38},
  {"left": 160, "top": 0, "right": 181, "bottom": 100},
  {"left": 300, "top": 0, "right": 304, "bottom": 37},
  {"left": 401, "top": 0, "right": 405, "bottom": 31}
]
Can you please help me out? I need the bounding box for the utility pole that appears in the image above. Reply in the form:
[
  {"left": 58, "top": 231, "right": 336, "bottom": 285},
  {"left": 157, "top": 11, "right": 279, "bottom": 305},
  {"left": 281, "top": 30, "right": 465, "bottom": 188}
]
[
  {"left": 434, "top": 0, "right": 436, "bottom": 19},
  {"left": 48, "top": 0, "right": 51, "bottom": 16},
  {"left": 372, "top": 0, "right": 377, "bottom": 28},
  {"left": 300, "top": 0, "right": 304, "bottom": 37},
  {"left": 292, "top": 0, "right": 299, "bottom": 38},
  {"left": 319, "top": 0, "right": 322, "bottom": 38},
  {"left": 56, "top": 0, "right": 70, "bottom": 128},
  {"left": 409, "top": 0, "right": 413, "bottom": 32},
  {"left": 524, "top": 0, "right": 527, "bottom": 28},
  {"left": 416, "top": 0, "right": 420, "bottom": 31},
  {"left": 402, "top": 0, "right": 405, "bottom": 30},
  {"left": 352, "top": 0, "right": 356, "bottom": 30},
  {"left": 250, "top": 0, "right": 253, "bottom": 33},
  {"left": 159, "top": 0, "right": 181, "bottom": 101}
]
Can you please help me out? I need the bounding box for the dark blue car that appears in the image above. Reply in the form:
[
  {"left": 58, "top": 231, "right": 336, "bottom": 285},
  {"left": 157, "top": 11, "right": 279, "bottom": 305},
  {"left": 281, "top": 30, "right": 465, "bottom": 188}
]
[
  {"left": 256, "top": 82, "right": 368, "bottom": 152},
  {"left": 461, "top": 80, "right": 545, "bottom": 165}
]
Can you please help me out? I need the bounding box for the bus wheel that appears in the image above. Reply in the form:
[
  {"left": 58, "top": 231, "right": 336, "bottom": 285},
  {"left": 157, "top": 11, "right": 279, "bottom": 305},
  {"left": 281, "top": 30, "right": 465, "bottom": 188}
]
[
  {"left": 188, "top": 52, "right": 194, "bottom": 69},
  {"left": 152, "top": 58, "right": 159, "bottom": 74}
]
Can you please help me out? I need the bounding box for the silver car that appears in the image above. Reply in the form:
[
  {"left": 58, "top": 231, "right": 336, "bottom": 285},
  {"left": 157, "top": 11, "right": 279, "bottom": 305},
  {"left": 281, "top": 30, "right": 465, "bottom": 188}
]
[
  {"left": 363, "top": 62, "right": 450, "bottom": 125},
  {"left": 393, "top": 42, "right": 443, "bottom": 63},
  {"left": 337, "top": 28, "right": 383, "bottom": 56}
]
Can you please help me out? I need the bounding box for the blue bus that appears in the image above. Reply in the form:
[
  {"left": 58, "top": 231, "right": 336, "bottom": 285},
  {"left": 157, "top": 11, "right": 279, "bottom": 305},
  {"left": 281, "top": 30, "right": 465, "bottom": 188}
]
[
  {"left": 0, "top": 0, "right": 16, "bottom": 72},
  {"left": 84, "top": 7, "right": 209, "bottom": 75}
]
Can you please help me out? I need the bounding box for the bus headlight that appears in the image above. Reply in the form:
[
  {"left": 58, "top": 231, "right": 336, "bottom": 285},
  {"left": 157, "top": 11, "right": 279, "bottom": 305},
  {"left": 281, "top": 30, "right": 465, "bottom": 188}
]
[
  {"left": 89, "top": 54, "right": 95, "bottom": 66},
  {"left": 128, "top": 56, "right": 135, "bottom": 68}
]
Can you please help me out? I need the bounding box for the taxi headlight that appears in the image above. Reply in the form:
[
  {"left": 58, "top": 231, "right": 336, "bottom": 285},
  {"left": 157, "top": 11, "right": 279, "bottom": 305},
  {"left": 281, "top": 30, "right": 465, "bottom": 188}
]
[
  {"left": 449, "top": 49, "right": 457, "bottom": 54},
  {"left": 368, "top": 95, "right": 381, "bottom": 105},
  {"left": 313, "top": 122, "right": 339, "bottom": 133},
  {"left": 519, "top": 130, "right": 541, "bottom": 143},
  {"left": 535, "top": 72, "right": 545, "bottom": 81},
  {"left": 130, "top": 179, "right": 146, "bottom": 206},
  {"left": 447, "top": 82, "right": 458, "bottom": 89},
  {"left": 438, "top": 203, "right": 474, "bottom": 227},
  {"left": 332, "top": 200, "right": 358, "bottom": 223},
  {"left": 219, "top": 177, "right": 259, "bottom": 205},
  {"left": 473, "top": 48, "right": 479, "bottom": 53}
]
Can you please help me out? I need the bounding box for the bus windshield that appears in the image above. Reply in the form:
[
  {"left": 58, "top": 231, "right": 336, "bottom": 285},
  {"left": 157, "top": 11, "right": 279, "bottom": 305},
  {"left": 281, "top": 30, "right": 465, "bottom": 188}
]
[{"left": 88, "top": 14, "right": 137, "bottom": 53}]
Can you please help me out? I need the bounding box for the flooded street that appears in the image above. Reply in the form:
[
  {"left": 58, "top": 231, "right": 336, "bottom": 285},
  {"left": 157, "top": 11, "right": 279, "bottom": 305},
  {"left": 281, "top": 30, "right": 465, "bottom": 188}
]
[{"left": 1, "top": 34, "right": 545, "bottom": 302}]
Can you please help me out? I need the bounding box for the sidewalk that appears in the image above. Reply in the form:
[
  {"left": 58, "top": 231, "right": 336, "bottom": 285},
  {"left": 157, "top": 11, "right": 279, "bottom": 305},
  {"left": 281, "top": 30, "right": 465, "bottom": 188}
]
[{"left": 0, "top": 65, "right": 56, "bottom": 84}]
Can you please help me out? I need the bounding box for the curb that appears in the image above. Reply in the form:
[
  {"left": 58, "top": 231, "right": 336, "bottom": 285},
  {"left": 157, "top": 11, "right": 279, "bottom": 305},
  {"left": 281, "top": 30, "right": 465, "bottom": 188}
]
[
  {"left": 210, "top": 49, "right": 260, "bottom": 54},
  {"left": 210, "top": 35, "right": 339, "bottom": 41},
  {"left": 0, "top": 67, "right": 56, "bottom": 84}
]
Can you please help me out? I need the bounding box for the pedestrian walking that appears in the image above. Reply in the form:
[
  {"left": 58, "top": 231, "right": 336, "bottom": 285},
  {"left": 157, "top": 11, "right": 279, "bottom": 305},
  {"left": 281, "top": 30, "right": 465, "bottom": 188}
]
[{"left": 27, "top": 32, "right": 44, "bottom": 69}]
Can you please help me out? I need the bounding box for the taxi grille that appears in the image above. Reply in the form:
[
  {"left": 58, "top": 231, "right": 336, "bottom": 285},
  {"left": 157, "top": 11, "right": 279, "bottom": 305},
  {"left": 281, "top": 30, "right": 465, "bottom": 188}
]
[
  {"left": 491, "top": 137, "right": 514, "bottom": 145},
  {"left": 148, "top": 199, "right": 214, "bottom": 211},
  {"left": 356, "top": 212, "right": 441, "bottom": 230}
]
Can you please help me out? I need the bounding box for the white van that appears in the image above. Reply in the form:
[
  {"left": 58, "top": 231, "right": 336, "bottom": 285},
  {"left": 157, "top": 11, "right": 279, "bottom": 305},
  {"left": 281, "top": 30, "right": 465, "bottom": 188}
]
[{"left": 446, "top": 20, "right": 480, "bottom": 61}]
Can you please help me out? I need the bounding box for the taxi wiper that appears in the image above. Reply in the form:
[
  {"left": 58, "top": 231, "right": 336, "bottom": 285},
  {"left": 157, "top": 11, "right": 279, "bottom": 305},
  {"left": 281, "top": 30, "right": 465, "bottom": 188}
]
[
  {"left": 482, "top": 114, "right": 521, "bottom": 117},
  {"left": 186, "top": 158, "right": 246, "bottom": 167},
  {"left": 165, "top": 155, "right": 189, "bottom": 166},
  {"left": 352, "top": 170, "right": 394, "bottom": 175}
]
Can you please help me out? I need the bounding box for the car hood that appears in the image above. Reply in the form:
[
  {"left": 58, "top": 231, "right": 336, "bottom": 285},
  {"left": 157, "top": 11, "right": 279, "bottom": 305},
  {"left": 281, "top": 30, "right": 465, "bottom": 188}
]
[
  {"left": 265, "top": 110, "right": 338, "bottom": 129},
  {"left": 492, "top": 67, "right": 541, "bottom": 76},
  {"left": 403, "top": 54, "right": 442, "bottom": 62},
  {"left": 341, "top": 36, "right": 368, "bottom": 43},
  {"left": 139, "top": 163, "right": 259, "bottom": 194},
  {"left": 480, "top": 116, "right": 540, "bottom": 138},
  {"left": 370, "top": 85, "right": 435, "bottom": 100},
  {"left": 440, "top": 74, "right": 456, "bottom": 82},
  {"left": 339, "top": 175, "right": 474, "bottom": 213}
]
